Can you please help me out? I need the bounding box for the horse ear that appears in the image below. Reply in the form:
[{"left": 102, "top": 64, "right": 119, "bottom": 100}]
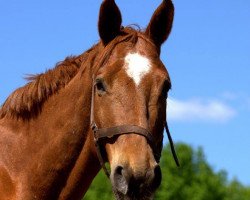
[
  {"left": 98, "top": 0, "right": 122, "bottom": 45},
  {"left": 145, "top": 0, "right": 174, "bottom": 50}
]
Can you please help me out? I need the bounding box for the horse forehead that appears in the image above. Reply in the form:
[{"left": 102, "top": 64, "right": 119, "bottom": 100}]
[{"left": 124, "top": 52, "right": 152, "bottom": 86}]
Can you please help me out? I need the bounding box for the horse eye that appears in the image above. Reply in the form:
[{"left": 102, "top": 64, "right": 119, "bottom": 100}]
[
  {"left": 162, "top": 87, "right": 168, "bottom": 99},
  {"left": 161, "top": 81, "right": 171, "bottom": 99},
  {"left": 96, "top": 79, "right": 106, "bottom": 93}
]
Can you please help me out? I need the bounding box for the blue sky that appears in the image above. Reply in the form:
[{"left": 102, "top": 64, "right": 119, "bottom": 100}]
[{"left": 0, "top": 0, "right": 249, "bottom": 185}]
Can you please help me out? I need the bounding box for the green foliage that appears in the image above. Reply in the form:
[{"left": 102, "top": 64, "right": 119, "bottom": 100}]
[
  {"left": 155, "top": 144, "right": 226, "bottom": 200},
  {"left": 224, "top": 179, "right": 250, "bottom": 200},
  {"left": 84, "top": 143, "right": 250, "bottom": 200}
]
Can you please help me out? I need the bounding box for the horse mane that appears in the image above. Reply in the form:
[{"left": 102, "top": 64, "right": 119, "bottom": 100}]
[
  {"left": 0, "top": 27, "right": 152, "bottom": 119},
  {"left": 0, "top": 47, "right": 95, "bottom": 119}
]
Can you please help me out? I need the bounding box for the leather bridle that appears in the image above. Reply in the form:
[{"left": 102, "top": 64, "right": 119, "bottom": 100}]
[{"left": 90, "top": 77, "right": 179, "bottom": 178}]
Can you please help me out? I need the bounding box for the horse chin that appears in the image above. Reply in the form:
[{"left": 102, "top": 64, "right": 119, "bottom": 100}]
[{"left": 112, "top": 188, "right": 154, "bottom": 200}]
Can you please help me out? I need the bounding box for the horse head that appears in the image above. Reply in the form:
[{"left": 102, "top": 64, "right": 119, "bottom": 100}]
[{"left": 92, "top": 0, "right": 174, "bottom": 199}]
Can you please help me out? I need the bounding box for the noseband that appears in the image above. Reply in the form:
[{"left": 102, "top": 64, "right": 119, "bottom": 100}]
[{"left": 90, "top": 78, "right": 179, "bottom": 177}]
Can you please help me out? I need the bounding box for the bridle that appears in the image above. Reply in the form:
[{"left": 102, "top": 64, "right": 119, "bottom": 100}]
[
  {"left": 89, "top": 31, "right": 179, "bottom": 178},
  {"left": 90, "top": 77, "right": 179, "bottom": 177}
]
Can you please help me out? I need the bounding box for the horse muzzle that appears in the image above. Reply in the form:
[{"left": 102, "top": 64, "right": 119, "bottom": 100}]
[{"left": 111, "top": 164, "right": 162, "bottom": 199}]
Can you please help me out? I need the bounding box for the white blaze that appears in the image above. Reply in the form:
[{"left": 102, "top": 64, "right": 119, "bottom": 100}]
[{"left": 124, "top": 53, "right": 151, "bottom": 86}]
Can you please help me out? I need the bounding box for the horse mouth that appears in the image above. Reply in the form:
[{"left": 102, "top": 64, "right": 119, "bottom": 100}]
[{"left": 112, "top": 187, "right": 154, "bottom": 200}]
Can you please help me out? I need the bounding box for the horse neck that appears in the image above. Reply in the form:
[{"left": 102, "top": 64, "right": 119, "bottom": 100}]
[
  {"left": 31, "top": 67, "right": 100, "bottom": 199},
  {"left": 2, "top": 57, "right": 102, "bottom": 199}
]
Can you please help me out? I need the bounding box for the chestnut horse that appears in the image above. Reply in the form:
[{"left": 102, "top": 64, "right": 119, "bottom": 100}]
[{"left": 0, "top": 0, "right": 177, "bottom": 199}]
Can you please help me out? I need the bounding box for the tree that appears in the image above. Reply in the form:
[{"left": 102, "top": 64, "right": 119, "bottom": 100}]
[
  {"left": 224, "top": 179, "right": 250, "bottom": 200},
  {"left": 155, "top": 143, "right": 226, "bottom": 200}
]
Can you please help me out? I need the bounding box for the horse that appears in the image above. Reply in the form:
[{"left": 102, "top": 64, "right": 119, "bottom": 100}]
[{"left": 0, "top": 0, "right": 177, "bottom": 199}]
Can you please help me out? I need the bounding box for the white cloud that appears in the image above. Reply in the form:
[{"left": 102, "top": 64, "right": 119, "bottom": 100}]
[{"left": 167, "top": 98, "right": 236, "bottom": 123}]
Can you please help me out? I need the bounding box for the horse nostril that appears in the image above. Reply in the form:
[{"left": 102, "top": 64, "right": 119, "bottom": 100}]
[
  {"left": 113, "top": 166, "right": 129, "bottom": 195},
  {"left": 152, "top": 165, "right": 162, "bottom": 190},
  {"left": 115, "top": 166, "right": 123, "bottom": 176}
]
